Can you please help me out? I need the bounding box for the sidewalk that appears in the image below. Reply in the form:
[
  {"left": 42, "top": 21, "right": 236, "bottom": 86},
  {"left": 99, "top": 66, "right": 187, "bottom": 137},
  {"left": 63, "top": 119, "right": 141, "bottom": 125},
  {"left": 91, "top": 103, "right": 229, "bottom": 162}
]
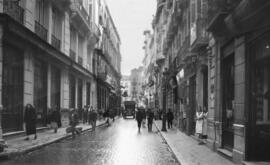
[
  {"left": 154, "top": 120, "right": 235, "bottom": 165},
  {"left": 0, "top": 119, "right": 108, "bottom": 160}
]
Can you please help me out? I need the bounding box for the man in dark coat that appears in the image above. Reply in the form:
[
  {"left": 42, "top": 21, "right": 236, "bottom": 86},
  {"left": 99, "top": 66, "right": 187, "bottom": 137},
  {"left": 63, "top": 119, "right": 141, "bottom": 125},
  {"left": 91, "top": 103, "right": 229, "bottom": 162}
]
[
  {"left": 50, "top": 108, "right": 61, "bottom": 133},
  {"left": 89, "top": 109, "right": 98, "bottom": 131},
  {"left": 167, "top": 109, "right": 174, "bottom": 129},
  {"left": 24, "top": 104, "right": 37, "bottom": 140},
  {"left": 136, "top": 109, "right": 144, "bottom": 133},
  {"left": 147, "top": 109, "right": 154, "bottom": 132},
  {"left": 83, "top": 105, "right": 88, "bottom": 124}
]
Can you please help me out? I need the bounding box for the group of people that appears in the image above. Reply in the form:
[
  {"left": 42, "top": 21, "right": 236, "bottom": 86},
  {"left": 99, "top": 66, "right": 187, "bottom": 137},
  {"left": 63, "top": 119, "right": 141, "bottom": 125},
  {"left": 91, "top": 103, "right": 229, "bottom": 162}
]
[
  {"left": 82, "top": 105, "right": 98, "bottom": 130},
  {"left": 23, "top": 103, "right": 100, "bottom": 140},
  {"left": 135, "top": 108, "right": 154, "bottom": 133}
]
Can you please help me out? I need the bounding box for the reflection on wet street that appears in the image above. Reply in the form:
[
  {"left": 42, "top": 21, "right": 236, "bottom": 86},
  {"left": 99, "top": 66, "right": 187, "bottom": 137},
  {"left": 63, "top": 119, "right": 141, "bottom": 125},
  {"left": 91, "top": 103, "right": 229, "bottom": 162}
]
[{"left": 2, "top": 118, "right": 179, "bottom": 165}]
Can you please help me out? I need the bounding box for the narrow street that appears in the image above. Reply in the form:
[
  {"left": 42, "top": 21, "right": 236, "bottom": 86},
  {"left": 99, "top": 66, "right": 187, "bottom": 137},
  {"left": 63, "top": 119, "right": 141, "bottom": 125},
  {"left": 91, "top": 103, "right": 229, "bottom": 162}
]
[{"left": 1, "top": 119, "right": 179, "bottom": 165}]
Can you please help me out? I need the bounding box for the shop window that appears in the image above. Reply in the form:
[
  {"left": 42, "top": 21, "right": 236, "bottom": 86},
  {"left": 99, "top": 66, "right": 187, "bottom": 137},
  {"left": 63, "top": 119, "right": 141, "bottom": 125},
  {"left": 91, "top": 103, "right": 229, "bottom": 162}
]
[{"left": 253, "top": 66, "right": 270, "bottom": 123}]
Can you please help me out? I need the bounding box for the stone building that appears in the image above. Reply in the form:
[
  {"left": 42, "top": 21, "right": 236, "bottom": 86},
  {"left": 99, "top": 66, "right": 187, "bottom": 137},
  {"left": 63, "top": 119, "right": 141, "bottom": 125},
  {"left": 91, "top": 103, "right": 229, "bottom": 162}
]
[
  {"left": 146, "top": 0, "right": 270, "bottom": 163},
  {"left": 95, "top": 0, "right": 121, "bottom": 114},
  {"left": 129, "top": 67, "right": 144, "bottom": 105},
  {"left": 0, "top": 0, "right": 121, "bottom": 142}
]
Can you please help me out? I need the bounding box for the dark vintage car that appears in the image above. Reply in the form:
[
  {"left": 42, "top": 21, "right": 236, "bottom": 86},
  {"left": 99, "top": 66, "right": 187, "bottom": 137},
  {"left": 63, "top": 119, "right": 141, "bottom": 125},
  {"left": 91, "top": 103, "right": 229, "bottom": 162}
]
[{"left": 123, "top": 101, "right": 136, "bottom": 119}]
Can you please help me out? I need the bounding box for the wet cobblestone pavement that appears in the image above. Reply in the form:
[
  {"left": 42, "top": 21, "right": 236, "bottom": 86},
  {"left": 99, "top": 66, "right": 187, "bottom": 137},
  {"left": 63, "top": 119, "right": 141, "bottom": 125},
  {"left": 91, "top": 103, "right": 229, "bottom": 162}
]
[{"left": 2, "top": 118, "right": 180, "bottom": 165}]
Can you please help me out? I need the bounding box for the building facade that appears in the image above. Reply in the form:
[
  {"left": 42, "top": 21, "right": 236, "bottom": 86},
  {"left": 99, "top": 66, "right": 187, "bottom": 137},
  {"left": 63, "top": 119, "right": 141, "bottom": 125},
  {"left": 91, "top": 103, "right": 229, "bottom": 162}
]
[
  {"left": 0, "top": 0, "right": 121, "bottom": 142},
  {"left": 145, "top": 0, "right": 270, "bottom": 163},
  {"left": 129, "top": 67, "right": 144, "bottom": 105},
  {"left": 95, "top": 0, "right": 121, "bottom": 114}
]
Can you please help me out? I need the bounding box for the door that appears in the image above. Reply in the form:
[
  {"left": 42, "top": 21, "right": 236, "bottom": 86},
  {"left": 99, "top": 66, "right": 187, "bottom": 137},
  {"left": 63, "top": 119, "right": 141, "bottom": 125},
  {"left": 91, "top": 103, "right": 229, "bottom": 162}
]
[
  {"left": 188, "top": 76, "right": 196, "bottom": 135},
  {"left": 34, "top": 59, "right": 47, "bottom": 127},
  {"left": 2, "top": 46, "right": 24, "bottom": 132},
  {"left": 77, "top": 79, "right": 83, "bottom": 119},
  {"left": 51, "top": 66, "right": 61, "bottom": 109},
  {"left": 249, "top": 62, "right": 270, "bottom": 160},
  {"left": 222, "top": 54, "right": 235, "bottom": 151}
]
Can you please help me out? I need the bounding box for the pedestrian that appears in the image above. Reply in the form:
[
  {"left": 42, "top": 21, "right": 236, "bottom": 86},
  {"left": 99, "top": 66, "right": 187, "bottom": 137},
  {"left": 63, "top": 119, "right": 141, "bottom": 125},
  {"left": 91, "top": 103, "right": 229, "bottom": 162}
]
[
  {"left": 167, "top": 109, "right": 174, "bottom": 129},
  {"left": 69, "top": 108, "right": 80, "bottom": 139},
  {"left": 147, "top": 109, "right": 154, "bottom": 132},
  {"left": 91, "top": 109, "right": 98, "bottom": 131},
  {"left": 50, "top": 107, "right": 61, "bottom": 133},
  {"left": 196, "top": 106, "right": 204, "bottom": 145},
  {"left": 103, "top": 109, "right": 110, "bottom": 126},
  {"left": 136, "top": 109, "right": 143, "bottom": 133},
  {"left": 202, "top": 107, "right": 208, "bottom": 139},
  {"left": 158, "top": 109, "right": 162, "bottom": 120},
  {"left": 24, "top": 104, "right": 37, "bottom": 140},
  {"left": 83, "top": 105, "right": 88, "bottom": 124},
  {"left": 88, "top": 105, "right": 92, "bottom": 125},
  {"left": 142, "top": 109, "right": 146, "bottom": 128}
]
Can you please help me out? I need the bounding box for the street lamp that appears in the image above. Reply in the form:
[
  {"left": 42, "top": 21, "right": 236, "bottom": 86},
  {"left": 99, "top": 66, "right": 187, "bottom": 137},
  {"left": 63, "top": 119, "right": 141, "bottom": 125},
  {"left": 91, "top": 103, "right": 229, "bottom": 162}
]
[{"left": 161, "top": 68, "right": 169, "bottom": 132}]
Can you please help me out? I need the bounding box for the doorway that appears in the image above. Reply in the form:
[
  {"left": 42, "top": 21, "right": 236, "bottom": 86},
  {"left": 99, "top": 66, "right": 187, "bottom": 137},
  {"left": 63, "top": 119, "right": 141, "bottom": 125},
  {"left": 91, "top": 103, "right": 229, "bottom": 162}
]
[
  {"left": 34, "top": 59, "right": 47, "bottom": 127},
  {"left": 222, "top": 54, "right": 235, "bottom": 151},
  {"left": 2, "top": 45, "right": 24, "bottom": 132},
  {"left": 249, "top": 62, "right": 270, "bottom": 160}
]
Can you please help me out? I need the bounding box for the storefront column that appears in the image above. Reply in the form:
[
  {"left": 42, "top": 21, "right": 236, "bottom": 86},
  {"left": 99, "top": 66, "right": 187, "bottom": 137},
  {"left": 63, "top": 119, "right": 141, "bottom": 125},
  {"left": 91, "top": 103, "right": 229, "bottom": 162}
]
[
  {"left": 47, "top": 64, "right": 51, "bottom": 108},
  {"left": 0, "top": 24, "right": 4, "bottom": 145}
]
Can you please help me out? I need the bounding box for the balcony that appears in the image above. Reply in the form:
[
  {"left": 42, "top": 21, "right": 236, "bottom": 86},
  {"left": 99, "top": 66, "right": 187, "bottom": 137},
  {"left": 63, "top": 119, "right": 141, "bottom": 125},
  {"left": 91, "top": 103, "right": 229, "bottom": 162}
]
[
  {"left": 69, "top": 49, "right": 76, "bottom": 61},
  {"left": 35, "top": 21, "right": 48, "bottom": 41},
  {"left": 78, "top": 56, "right": 83, "bottom": 65},
  {"left": 70, "top": 0, "right": 90, "bottom": 31},
  {"left": 51, "top": 35, "right": 61, "bottom": 50},
  {"left": 190, "top": 18, "right": 208, "bottom": 52},
  {"left": 3, "top": 1, "right": 24, "bottom": 24}
]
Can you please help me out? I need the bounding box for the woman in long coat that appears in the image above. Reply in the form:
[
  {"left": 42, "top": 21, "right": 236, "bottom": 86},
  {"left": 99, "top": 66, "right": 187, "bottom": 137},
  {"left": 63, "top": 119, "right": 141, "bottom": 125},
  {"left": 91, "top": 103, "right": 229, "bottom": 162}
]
[{"left": 24, "top": 104, "right": 37, "bottom": 140}]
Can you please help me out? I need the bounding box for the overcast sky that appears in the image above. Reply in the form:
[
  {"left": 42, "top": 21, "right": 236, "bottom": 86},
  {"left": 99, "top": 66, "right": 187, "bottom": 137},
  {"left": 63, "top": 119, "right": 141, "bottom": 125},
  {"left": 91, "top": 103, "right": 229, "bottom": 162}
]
[{"left": 106, "top": 0, "right": 156, "bottom": 76}]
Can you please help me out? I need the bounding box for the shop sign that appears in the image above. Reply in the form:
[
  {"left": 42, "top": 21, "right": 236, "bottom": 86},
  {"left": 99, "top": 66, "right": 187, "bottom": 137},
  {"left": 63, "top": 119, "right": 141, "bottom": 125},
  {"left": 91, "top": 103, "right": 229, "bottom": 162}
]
[
  {"left": 176, "top": 69, "right": 184, "bottom": 84},
  {"left": 190, "top": 23, "right": 197, "bottom": 45}
]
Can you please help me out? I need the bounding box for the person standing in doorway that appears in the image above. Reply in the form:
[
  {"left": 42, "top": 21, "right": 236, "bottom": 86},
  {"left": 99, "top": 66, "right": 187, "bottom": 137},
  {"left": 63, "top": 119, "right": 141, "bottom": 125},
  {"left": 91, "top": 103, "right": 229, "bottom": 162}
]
[
  {"left": 202, "top": 107, "right": 208, "bottom": 139},
  {"left": 196, "top": 106, "right": 204, "bottom": 145},
  {"left": 167, "top": 109, "right": 174, "bottom": 129},
  {"left": 24, "top": 104, "right": 37, "bottom": 140}
]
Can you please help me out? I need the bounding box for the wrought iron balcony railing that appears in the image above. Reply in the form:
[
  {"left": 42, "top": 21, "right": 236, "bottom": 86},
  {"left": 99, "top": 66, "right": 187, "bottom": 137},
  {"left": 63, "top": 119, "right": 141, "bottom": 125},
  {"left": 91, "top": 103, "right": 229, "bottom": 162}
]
[
  {"left": 90, "top": 22, "right": 101, "bottom": 37},
  {"left": 3, "top": 1, "right": 24, "bottom": 24},
  {"left": 69, "top": 49, "right": 76, "bottom": 61},
  {"left": 51, "top": 34, "right": 61, "bottom": 50},
  {"left": 35, "top": 21, "right": 48, "bottom": 41},
  {"left": 71, "top": 0, "right": 90, "bottom": 26}
]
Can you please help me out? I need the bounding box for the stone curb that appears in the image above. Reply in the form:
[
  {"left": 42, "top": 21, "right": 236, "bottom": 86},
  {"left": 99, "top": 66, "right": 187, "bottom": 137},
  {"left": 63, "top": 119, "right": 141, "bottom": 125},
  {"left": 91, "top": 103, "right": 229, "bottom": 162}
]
[
  {"left": 154, "top": 121, "right": 185, "bottom": 165},
  {"left": 0, "top": 121, "right": 108, "bottom": 160}
]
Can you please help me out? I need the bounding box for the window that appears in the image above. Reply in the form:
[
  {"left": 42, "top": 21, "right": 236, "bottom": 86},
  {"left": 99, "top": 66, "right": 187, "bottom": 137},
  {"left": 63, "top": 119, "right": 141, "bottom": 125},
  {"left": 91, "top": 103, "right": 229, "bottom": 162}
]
[
  {"left": 70, "top": 26, "right": 77, "bottom": 52},
  {"left": 191, "top": 0, "right": 196, "bottom": 23},
  {"left": 35, "top": 0, "right": 45, "bottom": 25},
  {"left": 253, "top": 66, "right": 270, "bottom": 123},
  {"left": 52, "top": 7, "right": 62, "bottom": 39},
  {"left": 78, "top": 35, "right": 84, "bottom": 59}
]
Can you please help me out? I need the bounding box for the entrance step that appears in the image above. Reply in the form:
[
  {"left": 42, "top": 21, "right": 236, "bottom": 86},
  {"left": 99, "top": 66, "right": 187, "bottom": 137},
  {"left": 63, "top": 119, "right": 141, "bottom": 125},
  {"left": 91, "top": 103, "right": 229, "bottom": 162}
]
[
  {"left": 242, "top": 161, "right": 270, "bottom": 165},
  {"left": 217, "top": 148, "right": 233, "bottom": 160}
]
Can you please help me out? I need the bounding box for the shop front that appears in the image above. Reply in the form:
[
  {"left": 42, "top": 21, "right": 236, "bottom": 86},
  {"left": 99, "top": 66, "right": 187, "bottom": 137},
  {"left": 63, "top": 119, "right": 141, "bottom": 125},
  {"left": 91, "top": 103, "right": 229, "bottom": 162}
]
[{"left": 247, "top": 31, "right": 270, "bottom": 161}]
